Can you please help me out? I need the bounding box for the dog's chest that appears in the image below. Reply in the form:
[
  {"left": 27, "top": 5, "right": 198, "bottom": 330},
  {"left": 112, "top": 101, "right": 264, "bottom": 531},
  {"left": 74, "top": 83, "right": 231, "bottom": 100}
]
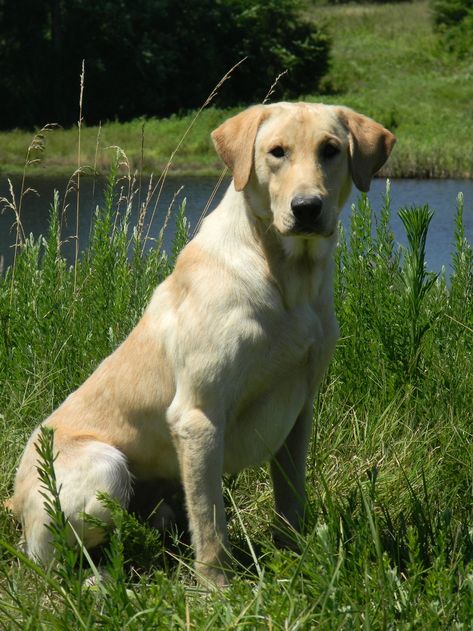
[{"left": 222, "top": 301, "right": 333, "bottom": 473}]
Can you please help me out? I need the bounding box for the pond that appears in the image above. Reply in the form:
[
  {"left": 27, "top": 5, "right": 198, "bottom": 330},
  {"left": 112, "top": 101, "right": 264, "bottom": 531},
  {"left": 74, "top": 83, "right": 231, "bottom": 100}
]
[{"left": 0, "top": 174, "right": 472, "bottom": 273}]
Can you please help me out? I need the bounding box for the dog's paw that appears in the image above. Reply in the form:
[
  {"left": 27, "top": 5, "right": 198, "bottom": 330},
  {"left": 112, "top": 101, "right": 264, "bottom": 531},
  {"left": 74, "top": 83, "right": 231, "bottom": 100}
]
[
  {"left": 148, "top": 502, "right": 176, "bottom": 532},
  {"left": 272, "top": 520, "right": 301, "bottom": 552},
  {"left": 195, "top": 562, "right": 233, "bottom": 590}
]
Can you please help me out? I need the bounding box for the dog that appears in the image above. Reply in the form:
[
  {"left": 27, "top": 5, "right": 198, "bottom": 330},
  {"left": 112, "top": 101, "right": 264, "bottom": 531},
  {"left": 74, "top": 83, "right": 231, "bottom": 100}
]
[{"left": 6, "top": 102, "right": 395, "bottom": 586}]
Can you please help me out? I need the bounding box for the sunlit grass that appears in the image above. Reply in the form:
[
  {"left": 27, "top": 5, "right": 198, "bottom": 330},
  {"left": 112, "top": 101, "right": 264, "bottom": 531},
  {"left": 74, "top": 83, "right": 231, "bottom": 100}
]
[{"left": 0, "top": 164, "right": 472, "bottom": 626}]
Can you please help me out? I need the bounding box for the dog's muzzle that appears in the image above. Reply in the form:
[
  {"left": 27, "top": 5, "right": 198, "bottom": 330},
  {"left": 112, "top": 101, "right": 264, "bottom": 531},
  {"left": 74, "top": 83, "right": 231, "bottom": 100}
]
[{"left": 290, "top": 195, "right": 324, "bottom": 234}]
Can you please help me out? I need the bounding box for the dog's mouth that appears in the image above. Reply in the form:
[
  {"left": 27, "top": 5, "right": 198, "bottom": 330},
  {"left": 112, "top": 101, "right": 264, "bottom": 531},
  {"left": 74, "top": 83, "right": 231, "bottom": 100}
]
[
  {"left": 287, "top": 213, "right": 335, "bottom": 238},
  {"left": 275, "top": 221, "right": 334, "bottom": 239},
  {"left": 287, "top": 194, "right": 334, "bottom": 237},
  {"left": 292, "top": 227, "right": 334, "bottom": 239},
  {"left": 271, "top": 195, "right": 337, "bottom": 238},
  {"left": 292, "top": 218, "right": 329, "bottom": 236}
]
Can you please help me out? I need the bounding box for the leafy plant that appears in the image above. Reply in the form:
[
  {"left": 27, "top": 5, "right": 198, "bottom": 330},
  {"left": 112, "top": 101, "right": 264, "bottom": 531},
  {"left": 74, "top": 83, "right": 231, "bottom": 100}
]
[
  {"left": 1, "top": 173, "right": 473, "bottom": 626},
  {"left": 432, "top": 0, "right": 473, "bottom": 57},
  {"left": 0, "top": 0, "right": 330, "bottom": 129},
  {"left": 398, "top": 206, "right": 439, "bottom": 379}
]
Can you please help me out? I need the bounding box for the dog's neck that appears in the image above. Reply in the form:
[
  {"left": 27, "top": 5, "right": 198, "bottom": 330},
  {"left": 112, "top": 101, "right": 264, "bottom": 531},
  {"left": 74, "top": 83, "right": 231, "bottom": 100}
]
[
  {"left": 253, "top": 218, "right": 337, "bottom": 309},
  {"left": 232, "top": 185, "right": 338, "bottom": 308}
]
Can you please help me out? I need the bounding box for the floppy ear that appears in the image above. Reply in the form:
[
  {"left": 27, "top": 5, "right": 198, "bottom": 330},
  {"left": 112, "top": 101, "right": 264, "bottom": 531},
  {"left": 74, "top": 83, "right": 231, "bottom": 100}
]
[
  {"left": 211, "top": 105, "right": 269, "bottom": 191},
  {"left": 338, "top": 107, "right": 396, "bottom": 192}
]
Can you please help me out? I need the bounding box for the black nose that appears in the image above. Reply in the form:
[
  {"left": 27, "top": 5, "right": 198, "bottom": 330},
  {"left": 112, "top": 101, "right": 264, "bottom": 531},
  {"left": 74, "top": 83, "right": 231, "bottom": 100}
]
[{"left": 291, "top": 195, "right": 323, "bottom": 229}]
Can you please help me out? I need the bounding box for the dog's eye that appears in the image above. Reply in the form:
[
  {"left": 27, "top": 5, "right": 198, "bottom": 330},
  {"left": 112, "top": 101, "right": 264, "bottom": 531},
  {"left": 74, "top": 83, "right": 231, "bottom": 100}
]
[
  {"left": 323, "top": 143, "right": 340, "bottom": 159},
  {"left": 269, "top": 146, "right": 285, "bottom": 158}
]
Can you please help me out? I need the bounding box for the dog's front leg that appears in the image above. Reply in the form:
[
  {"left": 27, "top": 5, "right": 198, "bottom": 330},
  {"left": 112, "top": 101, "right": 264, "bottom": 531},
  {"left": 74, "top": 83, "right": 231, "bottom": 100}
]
[
  {"left": 270, "top": 400, "right": 313, "bottom": 546},
  {"left": 172, "top": 408, "right": 230, "bottom": 587}
]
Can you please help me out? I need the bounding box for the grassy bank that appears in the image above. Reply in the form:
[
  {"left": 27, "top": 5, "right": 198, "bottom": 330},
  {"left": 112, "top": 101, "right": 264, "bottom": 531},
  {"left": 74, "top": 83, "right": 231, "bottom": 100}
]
[
  {"left": 1, "top": 160, "right": 473, "bottom": 625},
  {"left": 309, "top": 1, "right": 473, "bottom": 178},
  {"left": 1, "top": 1, "right": 472, "bottom": 179},
  {"left": 0, "top": 109, "right": 230, "bottom": 178}
]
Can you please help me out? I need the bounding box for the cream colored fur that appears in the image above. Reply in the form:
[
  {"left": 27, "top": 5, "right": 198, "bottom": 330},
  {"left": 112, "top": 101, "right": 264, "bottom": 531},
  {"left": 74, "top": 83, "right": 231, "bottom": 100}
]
[{"left": 6, "top": 102, "right": 395, "bottom": 586}]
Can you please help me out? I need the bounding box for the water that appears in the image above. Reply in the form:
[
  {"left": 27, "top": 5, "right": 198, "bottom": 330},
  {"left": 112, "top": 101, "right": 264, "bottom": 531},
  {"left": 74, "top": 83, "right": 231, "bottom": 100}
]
[{"left": 0, "top": 174, "right": 472, "bottom": 272}]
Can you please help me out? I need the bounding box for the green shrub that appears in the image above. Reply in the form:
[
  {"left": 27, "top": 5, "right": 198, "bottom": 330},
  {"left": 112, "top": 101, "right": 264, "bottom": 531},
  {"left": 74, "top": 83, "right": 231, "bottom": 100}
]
[
  {"left": 214, "top": 0, "right": 330, "bottom": 105},
  {"left": 0, "top": 0, "right": 329, "bottom": 129},
  {"left": 310, "top": 0, "right": 412, "bottom": 5},
  {"left": 432, "top": 0, "right": 473, "bottom": 56}
]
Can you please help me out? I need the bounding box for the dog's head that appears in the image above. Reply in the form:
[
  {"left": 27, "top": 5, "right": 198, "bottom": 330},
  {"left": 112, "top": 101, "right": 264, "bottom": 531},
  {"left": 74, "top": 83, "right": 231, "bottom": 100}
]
[{"left": 212, "top": 102, "right": 396, "bottom": 240}]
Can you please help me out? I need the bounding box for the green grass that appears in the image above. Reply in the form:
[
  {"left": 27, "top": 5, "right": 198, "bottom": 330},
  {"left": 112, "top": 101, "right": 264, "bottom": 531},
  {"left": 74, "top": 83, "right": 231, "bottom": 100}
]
[
  {"left": 1, "top": 1, "right": 472, "bottom": 178},
  {"left": 1, "top": 152, "right": 473, "bottom": 627},
  {"left": 308, "top": 1, "right": 473, "bottom": 178},
  {"left": 0, "top": 109, "right": 230, "bottom": 177}
]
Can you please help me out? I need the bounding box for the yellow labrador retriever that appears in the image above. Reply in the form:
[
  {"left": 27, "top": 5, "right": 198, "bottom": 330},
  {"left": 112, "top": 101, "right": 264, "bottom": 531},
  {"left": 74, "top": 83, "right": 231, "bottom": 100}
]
[{"left": 7, "top": 102, "right": 395, "bottom": 586}]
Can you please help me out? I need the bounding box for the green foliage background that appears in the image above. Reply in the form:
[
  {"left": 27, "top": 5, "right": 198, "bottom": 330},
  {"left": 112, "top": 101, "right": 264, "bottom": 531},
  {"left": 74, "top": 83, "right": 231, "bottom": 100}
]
[
  {"left": 1, "top": 1, "right": 472, "bottom": 179},
  {"left": 0, "top": 0, "right": 329, "bottom": 130},
  {"left": 432, "top": 0, "right": 473, "bottom": 56}
]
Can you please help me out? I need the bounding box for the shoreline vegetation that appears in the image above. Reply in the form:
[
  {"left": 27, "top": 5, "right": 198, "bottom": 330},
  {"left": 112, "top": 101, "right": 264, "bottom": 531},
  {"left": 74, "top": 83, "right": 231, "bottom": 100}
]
[
  {"left": 1, "top": 1, "right": 473, "bottom": 180},
  {"left": 1, "top": 167, "right": 473, "bottom": 626}
]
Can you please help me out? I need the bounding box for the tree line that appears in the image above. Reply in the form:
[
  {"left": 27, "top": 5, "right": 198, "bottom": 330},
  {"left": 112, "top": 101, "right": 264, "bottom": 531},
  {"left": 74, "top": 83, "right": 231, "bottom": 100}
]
[{"left": 0, "top": 0, "right": 330, "bottom": 130}]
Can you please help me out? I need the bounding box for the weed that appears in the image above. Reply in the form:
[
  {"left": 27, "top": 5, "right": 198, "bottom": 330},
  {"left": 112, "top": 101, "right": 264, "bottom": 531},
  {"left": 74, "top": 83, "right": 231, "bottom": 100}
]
[{"left": 0, "top": 169, "right": 472, "bottom": 626}]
